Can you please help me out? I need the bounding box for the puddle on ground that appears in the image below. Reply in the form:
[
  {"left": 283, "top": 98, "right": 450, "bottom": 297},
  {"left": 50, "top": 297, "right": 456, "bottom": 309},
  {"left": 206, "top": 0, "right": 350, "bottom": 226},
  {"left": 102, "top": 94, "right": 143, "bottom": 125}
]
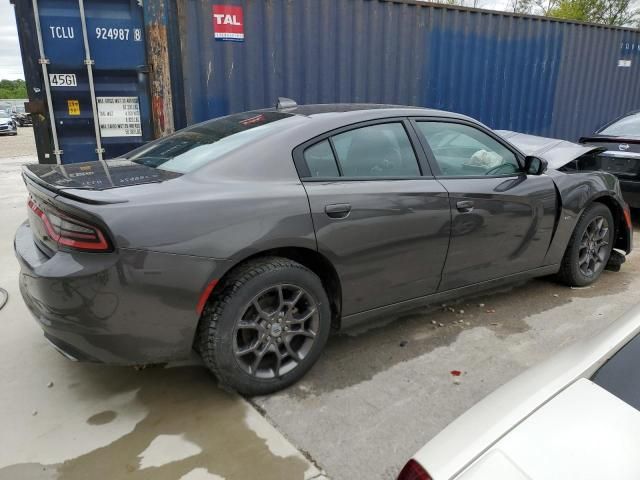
[
  {"left": 0, "top": 367, "right": 312, "bottom": 480},
  {"left": 87, "top": 410, "right": 117, "bottom": 426},
  {"left": 284, "top": 262, "right": 637, "bottom": 398}
]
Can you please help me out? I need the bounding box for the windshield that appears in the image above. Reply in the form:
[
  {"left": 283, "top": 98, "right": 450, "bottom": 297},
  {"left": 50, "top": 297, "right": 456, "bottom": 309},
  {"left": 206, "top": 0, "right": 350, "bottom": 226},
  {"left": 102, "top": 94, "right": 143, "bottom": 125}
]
[
  {"left": 124, "top": 111, "right": 293, "bottom": 173},
  {"left": 591, "top": 331, "right": 640, "bottom": 411},
  {"left": 598, "top": 112, "right": 640, "bottom": 138}
]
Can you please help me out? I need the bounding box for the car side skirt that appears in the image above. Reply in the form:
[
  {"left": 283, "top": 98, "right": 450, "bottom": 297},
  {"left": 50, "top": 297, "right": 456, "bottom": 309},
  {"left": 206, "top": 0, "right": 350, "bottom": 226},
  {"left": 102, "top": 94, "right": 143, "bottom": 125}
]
[{"left": 340, "top": 264, "right": 560, "bottom": 330}]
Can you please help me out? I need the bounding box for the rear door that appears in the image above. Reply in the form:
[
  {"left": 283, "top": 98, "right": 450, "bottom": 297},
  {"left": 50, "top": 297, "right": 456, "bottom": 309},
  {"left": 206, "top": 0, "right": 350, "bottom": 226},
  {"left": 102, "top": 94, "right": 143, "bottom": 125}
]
[
  {"left": 294, "top": 119, "right": 451, "bottom": 316},
  {"left": 412, "top": 119, "right": 557, "bottom": 291}
]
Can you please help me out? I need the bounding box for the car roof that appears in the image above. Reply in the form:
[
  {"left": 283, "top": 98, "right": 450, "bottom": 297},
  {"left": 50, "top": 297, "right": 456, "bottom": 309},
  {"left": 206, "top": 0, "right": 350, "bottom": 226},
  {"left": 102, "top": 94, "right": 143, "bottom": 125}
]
[{"left": 261, "top": 103, "right": 475, "bottom": 122}]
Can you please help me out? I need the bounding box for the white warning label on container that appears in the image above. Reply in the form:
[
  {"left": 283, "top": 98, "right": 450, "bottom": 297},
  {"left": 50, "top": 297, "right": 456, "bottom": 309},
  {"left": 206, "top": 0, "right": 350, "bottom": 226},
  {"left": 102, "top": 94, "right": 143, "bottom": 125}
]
[{"left": 97, "top": 96, "right": 142, "bottom": 137}]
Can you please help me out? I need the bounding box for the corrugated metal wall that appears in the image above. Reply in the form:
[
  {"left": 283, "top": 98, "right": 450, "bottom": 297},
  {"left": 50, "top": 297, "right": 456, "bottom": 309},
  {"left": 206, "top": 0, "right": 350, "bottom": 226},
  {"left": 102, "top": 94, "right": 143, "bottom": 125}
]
[{"left": 175, "top": 0, "right": 640, "bottom": 141}]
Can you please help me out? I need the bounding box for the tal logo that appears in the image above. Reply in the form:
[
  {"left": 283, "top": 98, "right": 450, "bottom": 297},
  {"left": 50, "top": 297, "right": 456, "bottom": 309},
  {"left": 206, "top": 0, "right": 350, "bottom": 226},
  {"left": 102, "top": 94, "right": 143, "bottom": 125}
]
[{"left": 212, "top": 5, "right": 244, "bottom": 41}]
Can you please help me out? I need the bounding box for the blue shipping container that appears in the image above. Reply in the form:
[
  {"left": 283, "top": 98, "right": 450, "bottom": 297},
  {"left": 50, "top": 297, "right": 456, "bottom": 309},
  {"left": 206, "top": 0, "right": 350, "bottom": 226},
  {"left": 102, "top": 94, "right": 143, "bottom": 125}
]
[
  {"left": 16, "top": 0, "right": 153, "bottom": 163},
  {"left": 13, "top": 0, "right": 640, "bottom": 164},
  {"left": 175, "top": 0, "right": 640, "bottom": 142}
]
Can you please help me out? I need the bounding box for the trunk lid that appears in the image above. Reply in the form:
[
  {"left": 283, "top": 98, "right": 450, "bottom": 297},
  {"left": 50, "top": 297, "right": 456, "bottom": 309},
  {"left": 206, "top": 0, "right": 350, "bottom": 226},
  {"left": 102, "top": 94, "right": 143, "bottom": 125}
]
[{"left": 22, "top": 159, "right": 179, "bottom": 255}]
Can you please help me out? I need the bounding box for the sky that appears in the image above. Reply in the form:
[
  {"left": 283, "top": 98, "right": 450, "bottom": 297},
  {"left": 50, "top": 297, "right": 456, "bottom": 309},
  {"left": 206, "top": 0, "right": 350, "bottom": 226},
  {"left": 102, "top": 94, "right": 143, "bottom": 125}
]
[
  {"left": 0, "top": 2, "right": 23, "bottom": 80},
  {"left": 0, "top": 0, "right": 510, "bottom": 82}
]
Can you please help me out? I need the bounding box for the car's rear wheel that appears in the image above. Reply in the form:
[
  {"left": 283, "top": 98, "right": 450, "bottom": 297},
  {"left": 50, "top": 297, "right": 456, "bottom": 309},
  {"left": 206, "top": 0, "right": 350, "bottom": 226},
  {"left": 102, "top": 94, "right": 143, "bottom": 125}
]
[
  {"left": 558, "top": 203, "right": 614, "bottom": 287},
  {"left": 197, "top": 257, "right": 331, "bottom": 395}
]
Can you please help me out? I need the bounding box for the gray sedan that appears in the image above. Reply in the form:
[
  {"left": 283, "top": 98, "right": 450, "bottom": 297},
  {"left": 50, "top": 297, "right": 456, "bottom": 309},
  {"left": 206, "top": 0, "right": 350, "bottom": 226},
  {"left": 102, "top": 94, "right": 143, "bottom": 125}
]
[
  {"left": 14, "top": 103, "right": 632, "bottom": 395},
  {"left": 0, "top": 113, "right": 18, "bottom": 135}
]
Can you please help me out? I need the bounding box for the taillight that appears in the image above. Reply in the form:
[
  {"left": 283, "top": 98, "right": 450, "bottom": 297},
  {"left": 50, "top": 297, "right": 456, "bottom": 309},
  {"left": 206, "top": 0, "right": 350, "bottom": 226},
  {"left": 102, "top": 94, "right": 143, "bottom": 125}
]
[
  {"left": 397, "top": 459, "right": 433, "bottom": 480},
  {"left": 28, "top": 197, "right": 110, "bottom": 252}
]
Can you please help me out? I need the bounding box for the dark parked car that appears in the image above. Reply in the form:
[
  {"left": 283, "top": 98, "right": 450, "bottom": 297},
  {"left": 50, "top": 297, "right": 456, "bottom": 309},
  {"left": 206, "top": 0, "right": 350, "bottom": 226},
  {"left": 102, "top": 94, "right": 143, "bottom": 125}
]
[
  {"left": 15, "top": 103, "right": 633, "bottom": 395},
  {"left": 579, "top": 111, "right": 640, "bottom": 208},
  {"left": 13, "top": 111, "right": 32, "bottom": 127}
]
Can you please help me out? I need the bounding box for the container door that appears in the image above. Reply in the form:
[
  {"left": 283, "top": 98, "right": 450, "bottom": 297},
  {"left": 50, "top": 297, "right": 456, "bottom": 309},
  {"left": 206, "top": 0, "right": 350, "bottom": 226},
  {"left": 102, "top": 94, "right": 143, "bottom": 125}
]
[{"left": 35, "top": 0, "right": 152, "bottom": 164}]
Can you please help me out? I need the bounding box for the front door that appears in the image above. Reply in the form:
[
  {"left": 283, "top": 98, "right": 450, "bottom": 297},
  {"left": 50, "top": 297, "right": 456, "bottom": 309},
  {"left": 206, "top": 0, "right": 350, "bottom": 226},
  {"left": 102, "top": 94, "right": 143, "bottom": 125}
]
[{"left": 412, "top": 119, "right": 558, "bottom": 291}]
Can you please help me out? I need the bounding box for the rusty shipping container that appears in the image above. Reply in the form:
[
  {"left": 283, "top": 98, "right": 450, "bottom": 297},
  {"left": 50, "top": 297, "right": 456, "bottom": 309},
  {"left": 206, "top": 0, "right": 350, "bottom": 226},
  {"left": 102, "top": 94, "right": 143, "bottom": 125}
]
[{"left": 12, "top": 0, "right": 640, "bottom": 164}]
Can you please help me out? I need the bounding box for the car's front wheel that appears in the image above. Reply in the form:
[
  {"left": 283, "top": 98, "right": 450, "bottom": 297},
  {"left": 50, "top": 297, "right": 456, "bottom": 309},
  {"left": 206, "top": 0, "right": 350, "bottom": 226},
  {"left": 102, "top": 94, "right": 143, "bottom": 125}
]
[
  {"left": 197, "top": 257, "right": 331, "bottom": 395},
  {"left": 558, "top": 203, "right": 614, "bottom": 287}
]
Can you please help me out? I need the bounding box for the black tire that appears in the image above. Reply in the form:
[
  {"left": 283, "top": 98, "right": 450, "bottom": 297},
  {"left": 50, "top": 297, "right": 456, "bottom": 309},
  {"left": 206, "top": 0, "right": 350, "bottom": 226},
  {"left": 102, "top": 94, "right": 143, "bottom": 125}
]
[
  {"left": 197, "top": 256, "right": 331, "bottom": 396},
  {"left": 557, "top": 203, "right": 614, "bottom": 287}
]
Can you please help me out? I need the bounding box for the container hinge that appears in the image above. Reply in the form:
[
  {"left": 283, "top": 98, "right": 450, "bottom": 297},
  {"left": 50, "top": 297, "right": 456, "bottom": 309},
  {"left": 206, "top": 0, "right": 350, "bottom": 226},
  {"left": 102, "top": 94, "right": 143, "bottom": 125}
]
[
  {"left": 38, "top": 58, "right": 50, "bottom": 65},
  {"left": 95, "top": 148, "right": 105, "bottom": 154},
  {"left": 84, "top": 59, "right": 95, "bottom": 66}
]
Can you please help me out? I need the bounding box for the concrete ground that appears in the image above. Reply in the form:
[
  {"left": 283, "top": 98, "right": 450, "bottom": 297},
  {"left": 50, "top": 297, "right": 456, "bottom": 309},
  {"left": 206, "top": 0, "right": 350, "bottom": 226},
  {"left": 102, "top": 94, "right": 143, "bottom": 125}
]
[
  {"left": 1, "top": 128, "right": 639, "bottom": 479},
  {"left": 0, "top": 129, "right": 324, "bottom": 480}
]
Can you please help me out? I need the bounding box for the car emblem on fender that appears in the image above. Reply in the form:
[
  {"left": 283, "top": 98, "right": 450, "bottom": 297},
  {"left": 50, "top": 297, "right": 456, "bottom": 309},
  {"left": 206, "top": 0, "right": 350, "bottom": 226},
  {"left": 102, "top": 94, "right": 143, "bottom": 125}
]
[{"left": 619, "top": 143, "right": 630, "bottom": 151}]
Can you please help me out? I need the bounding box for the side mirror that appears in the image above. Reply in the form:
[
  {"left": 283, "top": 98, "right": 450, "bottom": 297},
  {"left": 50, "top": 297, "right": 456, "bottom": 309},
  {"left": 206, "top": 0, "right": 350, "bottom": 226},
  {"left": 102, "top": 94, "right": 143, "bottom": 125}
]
[{"left": 525, "top": 156, "right": 548, "bottom": 175}]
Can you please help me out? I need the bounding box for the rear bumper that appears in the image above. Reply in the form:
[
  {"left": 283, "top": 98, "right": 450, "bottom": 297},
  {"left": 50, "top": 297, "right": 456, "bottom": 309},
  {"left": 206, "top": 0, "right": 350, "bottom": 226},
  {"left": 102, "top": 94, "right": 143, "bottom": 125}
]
[
  {"left": 620, "top": 179, "right": 640, "bottom": 209},
  {"left": 14, "top": 221, "right": 228, "bottom": 364}
]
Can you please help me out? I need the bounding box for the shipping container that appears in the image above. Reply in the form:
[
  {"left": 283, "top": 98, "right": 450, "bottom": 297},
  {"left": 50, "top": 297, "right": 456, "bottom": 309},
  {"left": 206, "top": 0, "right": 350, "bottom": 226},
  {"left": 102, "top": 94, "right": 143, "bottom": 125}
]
[{"left": 12, "top": 0, "right": 640, "bottom": 164}]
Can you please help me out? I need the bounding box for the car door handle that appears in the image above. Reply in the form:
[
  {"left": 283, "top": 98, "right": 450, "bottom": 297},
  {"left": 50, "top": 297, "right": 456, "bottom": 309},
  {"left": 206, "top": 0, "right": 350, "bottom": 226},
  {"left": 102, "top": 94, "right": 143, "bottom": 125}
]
[
  {"left": 325, "top": 203, "right": 352, "bottom": 219},
  {"left": 456, "top": 200, "right": 474, "bottom": 213}
]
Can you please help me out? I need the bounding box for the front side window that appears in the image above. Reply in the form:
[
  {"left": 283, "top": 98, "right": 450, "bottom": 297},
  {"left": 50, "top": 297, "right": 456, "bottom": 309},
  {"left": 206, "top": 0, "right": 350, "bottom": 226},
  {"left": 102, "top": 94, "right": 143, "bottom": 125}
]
[
  {"left": 331, "top": 123, "right": 421, "bottom": 178},
  {"left": 417, "top": 122, "right": 520, "bottom": 177}
]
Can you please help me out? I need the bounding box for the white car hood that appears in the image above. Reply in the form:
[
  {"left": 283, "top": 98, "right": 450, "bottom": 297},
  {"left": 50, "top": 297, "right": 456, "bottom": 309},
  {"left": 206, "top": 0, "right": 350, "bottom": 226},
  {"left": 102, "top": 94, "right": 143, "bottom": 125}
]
[
  {"left": 457, "top": 378, "right": 640, "bottom": 480},
  {"left": 497, "top": 130, "right": 603, "bottom": 170}
]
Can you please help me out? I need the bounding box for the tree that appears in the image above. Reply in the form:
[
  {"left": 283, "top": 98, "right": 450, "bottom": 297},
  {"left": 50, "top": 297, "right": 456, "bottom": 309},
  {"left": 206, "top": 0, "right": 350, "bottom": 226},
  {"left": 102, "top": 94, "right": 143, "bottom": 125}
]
[
  {"left": 547, "top": 0, "right": 638, "bottom": 25},
  {"left": 509, "top": 0, "right": 536, "bottom": 13},
  {"left": 419, "top": 0, "right": 486, "bottom": 8},
  {"left": 0, "top": 79, "right": 27, "bottom": 99}
]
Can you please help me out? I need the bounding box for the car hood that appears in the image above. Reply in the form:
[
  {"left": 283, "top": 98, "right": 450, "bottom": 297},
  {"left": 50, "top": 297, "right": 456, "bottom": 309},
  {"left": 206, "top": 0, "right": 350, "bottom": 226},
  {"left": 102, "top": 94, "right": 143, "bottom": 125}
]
[
  {"left": 411, "top": 304, "right": 640, "bottom": 480},
  {"left": 0, "top": 118, "right": 11, "bottom": 125},
  {"left": 456, "top": 379, "right": 640, "bottom": 480},
  {"left": 497, "top": 130, "right": 604, "bottom": 170}
]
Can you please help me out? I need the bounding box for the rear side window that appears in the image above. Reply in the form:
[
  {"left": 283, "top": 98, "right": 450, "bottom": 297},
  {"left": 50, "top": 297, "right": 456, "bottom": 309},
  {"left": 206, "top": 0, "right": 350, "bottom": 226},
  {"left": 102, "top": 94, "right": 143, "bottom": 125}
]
[
  {"left": 304, "top": 140, "right": 340, "bottom": 177},
  {"left": 302, "top": 122, "right": 421, "bottom": 178}
]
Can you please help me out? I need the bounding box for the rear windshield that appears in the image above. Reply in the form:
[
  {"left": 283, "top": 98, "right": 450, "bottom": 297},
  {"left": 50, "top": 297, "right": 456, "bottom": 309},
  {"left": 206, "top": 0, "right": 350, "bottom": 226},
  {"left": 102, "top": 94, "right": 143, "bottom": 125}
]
[
  {"left": 124, "top": 111, "right": 292, "bottom": 173},
  {"left": 598, "top": 112, "right": 640, "bottom": 138},
  {"left": 591, "top": 332, "right": 640, "bottom": 411}
]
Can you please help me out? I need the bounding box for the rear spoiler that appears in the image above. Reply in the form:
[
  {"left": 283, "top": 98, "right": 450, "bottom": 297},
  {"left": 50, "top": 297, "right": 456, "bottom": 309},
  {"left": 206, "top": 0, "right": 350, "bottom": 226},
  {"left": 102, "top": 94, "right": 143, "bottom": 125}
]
[{"left": 22, "top": 167, "right": 126, "bottom": 205}]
